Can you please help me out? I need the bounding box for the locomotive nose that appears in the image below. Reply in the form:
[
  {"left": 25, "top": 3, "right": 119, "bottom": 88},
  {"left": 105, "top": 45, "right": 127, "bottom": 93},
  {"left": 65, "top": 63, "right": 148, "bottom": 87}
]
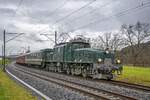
[{"left": 98, "top": 65, "right": 112, "bottom": 74}]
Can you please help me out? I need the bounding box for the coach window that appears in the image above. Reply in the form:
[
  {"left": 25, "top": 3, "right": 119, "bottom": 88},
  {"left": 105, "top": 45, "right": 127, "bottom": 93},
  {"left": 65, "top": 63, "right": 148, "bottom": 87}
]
[
  {"left": 58, "top": 48, "right": 60, "bottom": 53},
  {"left": 37, "top": 53, "right": 40, "bottom": 58},
  {"left": 39, "top": 53, "right": 40, "bottom": 58},
  {"left": 38, "top": 53, "right": 41, "bottom": 58}
]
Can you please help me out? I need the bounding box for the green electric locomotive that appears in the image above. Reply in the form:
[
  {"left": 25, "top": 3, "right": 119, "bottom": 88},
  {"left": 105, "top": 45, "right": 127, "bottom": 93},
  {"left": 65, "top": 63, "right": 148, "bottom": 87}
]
[{"left": 17, "top": 37, "right": 122, "bottom": 80}]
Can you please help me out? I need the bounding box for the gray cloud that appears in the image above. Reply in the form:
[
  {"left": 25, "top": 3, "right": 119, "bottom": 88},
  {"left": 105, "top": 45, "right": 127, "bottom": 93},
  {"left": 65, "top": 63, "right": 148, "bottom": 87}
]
[{"left": 0, "top": 0, "right": 150, "bottom": 55}]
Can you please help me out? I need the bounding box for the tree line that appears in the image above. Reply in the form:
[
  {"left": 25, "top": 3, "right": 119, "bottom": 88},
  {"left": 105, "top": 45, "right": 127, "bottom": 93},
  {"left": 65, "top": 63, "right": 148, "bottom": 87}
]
[{"left": 91, "top": 22, "right": 150, "bottom": 66}]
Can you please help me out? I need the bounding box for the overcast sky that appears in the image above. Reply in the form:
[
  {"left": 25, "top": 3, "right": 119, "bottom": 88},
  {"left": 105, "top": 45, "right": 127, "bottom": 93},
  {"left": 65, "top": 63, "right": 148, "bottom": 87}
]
[{"left": 0, "top": 0, "right": 150, "bottom": 55}]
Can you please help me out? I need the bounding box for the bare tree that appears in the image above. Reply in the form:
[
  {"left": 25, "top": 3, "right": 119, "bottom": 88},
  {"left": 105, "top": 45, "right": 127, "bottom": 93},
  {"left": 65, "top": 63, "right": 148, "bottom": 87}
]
[
  {"left": 91, "top": 32, "right": 124, "bottom": 51},
  {"left": 121, "top": 21, "right": 150, "bottom": 65}
]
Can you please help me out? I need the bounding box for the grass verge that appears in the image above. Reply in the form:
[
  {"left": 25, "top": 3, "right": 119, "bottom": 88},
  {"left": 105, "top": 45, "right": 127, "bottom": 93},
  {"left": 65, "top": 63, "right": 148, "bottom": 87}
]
[
  {"left": 115, "top": 66, "right": 150, "bottom": 86},
  {"left": 0, "top": 67, "right": 37, "bottom": 100},
  {"left": 0, "top": 59, "right": 10, "bottom": 65}
]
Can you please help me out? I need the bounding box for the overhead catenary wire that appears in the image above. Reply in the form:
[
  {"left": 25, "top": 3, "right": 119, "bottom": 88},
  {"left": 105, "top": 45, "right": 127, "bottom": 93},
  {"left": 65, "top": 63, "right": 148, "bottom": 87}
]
[
  {"left": 48, "top": 0, "right": 70, "bottom": 16},
  {"left": 33, "top": 0, "right": 71, "bottom": 34},
  {"left": 30, "top": 0, "right": 116, "bottom": 39},
  {"left": 13, "top": 7, "right": 55, "bottom": 41},
  {"left": 10, "top": 0, "right": 70, "bottom": 36},
  {"left": 6, "top": 33, "right": 24, "bottom": 43},
  {"left": 69, "top": 1, "right": 150, "bottom": 33},
  {"left": 10, "top": 0, "right": 24, "bottom": 22},
  {"left": 9, "top": 5, "right": 43, "bottom": 27},
  {"left": 33, "top": 0, "right": 150, "bottom": 42},
  {"left": 53, "top": 0, "right": 97, "bottom": 25},
  {"left": 40, "top": 34, "right": 55, "bottom": 43},
  {"left": 22, "top": 0, "right": 70, "bottom": 23},
  {"left": 36, "top": 0, "right": 97, "bottom": 37},
  {"left": 69, "top": 0, "right": 117, "bottom": 23},
  {"left": 33, "top": 0, "right": 116, "bottom": 37},
  {"left": 10, "top": 7, "right": 51, "bottom": 39},
  {"left": 34, "top": 0, "right": 97, "bottom": 36}
]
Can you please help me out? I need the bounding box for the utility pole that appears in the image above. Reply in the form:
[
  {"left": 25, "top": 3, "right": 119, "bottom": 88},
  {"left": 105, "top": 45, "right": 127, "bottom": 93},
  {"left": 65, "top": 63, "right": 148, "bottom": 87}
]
[
  {"left": 55, "top": 31, "right": 57, "bottom": 45},
  {"left": 2, "top": 30, "right": 24, "bottom": 72},
  {"left": 3, "top": 30, "right": 6, "bottom": 71},
  {"left": 1, "top": 45, "right": 3, "bottom": 67}
]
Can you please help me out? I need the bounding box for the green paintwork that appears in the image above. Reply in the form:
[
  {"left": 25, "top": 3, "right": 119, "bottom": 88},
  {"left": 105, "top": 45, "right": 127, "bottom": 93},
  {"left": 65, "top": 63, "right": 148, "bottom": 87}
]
[
  {"left": 39, "top": 42, "right": 114, "bottom": 65},
  {"left": 20, "top": 39, "right": 117, "bottom": 79},
  {"left": 25, "top": 42, "right": 114, "bottom": 66},
  {"left": 74, "top": 48, "right": 114, "bottom": 63},
  {"left": 41, "top": 49, "right": 53, "bottom": 62},
  {"left": 53, "top": 42, "right": 90, "bottom": 63}
]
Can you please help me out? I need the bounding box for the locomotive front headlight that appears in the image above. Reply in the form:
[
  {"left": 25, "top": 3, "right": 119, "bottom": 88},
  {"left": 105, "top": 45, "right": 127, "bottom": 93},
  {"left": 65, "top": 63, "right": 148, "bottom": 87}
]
[
  {"left": 117, "top": 59, "right": 121, "bottom": 63},
  {"left": 74, "top": 59, "right": 77, "bottom": 62},
  {"left": 98, "top": 58, "right": 102, "bottom": 62},
  {"left": 106, "top": 50, "right": 109, "bottom": 54}
]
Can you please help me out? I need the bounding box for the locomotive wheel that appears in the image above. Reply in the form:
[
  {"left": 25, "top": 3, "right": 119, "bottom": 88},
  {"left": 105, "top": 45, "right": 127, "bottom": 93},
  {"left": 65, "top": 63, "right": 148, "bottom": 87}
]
[
  {"left": 82, "top": 68, "right": 87, "bottom": 78},
  {"left": 54, "top": 66, "right": 57, "bottom": 72},
  {"left": 41, "top": 62, "right": 45, "bottom": 69},
  {"left": 57, "top": 67, "right": 61, "bottom": 72},
  {"left": 107, "top": 74, "right": 113, "bottom": 80},
  {"left": 67, "top": 67, "right": 71, "bottom": 74},
  {"left": 71, "top": 68, "right": 74, "bottom": 75}
]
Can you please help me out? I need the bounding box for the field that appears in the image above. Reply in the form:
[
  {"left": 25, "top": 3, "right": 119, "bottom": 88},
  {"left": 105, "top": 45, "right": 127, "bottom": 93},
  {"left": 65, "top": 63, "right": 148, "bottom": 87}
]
[
  {"left": 0, "top": 59, "right": 10, "bottom": 65},
  {"left": 115, "top": 66, "right": 150, "bottom": 86},
  {"left": 0, "top": 67, "right": 37, "bottom": 100}
]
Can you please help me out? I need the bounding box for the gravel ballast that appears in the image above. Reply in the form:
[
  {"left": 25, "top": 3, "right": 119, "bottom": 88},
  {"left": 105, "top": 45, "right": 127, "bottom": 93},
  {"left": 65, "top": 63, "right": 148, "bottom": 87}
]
[
  {"left": 6, "top": 65, "right": 94, "bottom": 100},
  {"left": 8, "top": 64, "right": 150, "bottom": 100}
]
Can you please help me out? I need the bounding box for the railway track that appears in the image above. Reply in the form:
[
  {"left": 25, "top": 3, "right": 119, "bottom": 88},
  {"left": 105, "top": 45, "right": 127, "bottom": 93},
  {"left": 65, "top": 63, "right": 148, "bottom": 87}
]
[
  {"left": 97, "top": 80, "right": 150, "bottom": 92},
  {"left": 16, "top": 64, "right": 150, "bottom": 92},
  {"left": 14, "top": 64, "right": 150, "bottom": 92},
  {"left": 10, "top": 65, "right": 136, "bottom": 100}
]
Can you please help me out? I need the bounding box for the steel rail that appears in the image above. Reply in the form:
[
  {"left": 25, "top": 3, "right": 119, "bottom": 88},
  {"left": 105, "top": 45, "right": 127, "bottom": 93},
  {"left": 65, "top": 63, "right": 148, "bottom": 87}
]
[
  {"left": 14, "top": 64, "right": 150, "bottom": 92},
  {"left": 106, "top": 80, "right": 150, "bottom": 92},
  {"left": 12, "top": 65, "right": 136, "bottom": 100}
]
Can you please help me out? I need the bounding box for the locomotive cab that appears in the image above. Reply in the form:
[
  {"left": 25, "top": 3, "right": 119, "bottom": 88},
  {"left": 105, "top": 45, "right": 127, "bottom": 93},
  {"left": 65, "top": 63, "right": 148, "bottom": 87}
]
[
  {"left": 74, "top": 48, "right": 118, "bottom": 80},
  {"left": 93, "top": 50, "right": 114, "bottom": 80}
]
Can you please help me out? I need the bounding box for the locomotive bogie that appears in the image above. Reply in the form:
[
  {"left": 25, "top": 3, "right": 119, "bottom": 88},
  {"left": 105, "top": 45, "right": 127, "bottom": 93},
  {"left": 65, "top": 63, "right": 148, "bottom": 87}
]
[{"left": 92, "top": 73, "right": 113, "bottom": 80}]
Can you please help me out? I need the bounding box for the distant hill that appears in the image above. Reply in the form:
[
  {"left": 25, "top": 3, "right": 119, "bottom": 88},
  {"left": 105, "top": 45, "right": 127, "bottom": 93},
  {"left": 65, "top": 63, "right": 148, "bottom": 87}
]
[{"left": 116, "top": 41, "right": 150, "bottom": 67}]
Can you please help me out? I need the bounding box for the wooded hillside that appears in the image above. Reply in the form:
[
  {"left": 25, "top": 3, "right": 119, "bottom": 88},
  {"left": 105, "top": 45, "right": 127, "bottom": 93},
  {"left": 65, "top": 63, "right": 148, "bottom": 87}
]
[{"left": 117, "top": 41, "right": 150, "bottom": 66}]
